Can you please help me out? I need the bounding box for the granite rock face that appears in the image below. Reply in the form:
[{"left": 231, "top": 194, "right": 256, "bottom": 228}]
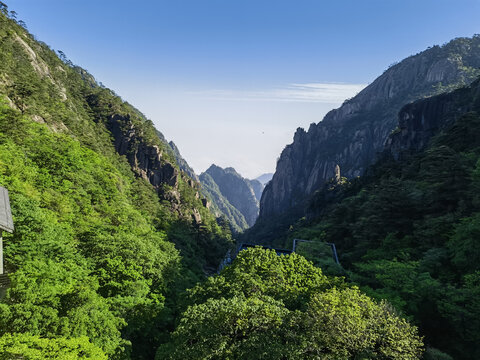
[
  {"left": 107, "top": 114, "right": 179, "bottom": 189},
  {"left": 260, "top": 36, "right": 480, "bottom": 219},
  {"left": 384, "top": 78, "right": 480, "bottom": 159}
]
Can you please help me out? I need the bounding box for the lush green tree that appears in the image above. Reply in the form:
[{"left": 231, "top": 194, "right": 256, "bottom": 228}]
[
  {"left": 160, "top": 248, "right": 423, "bottom": 359},
  {"left": 157, "top": 295, "right": 291, "bottom": 360},
  {"left": 187, "top": 247, "right": 338, "bottom": 311},
  {"left": 0, "top": 333, "right": 107, "bottom": 360},
  {"left": 303, "top": 287, "right": 423, "bottom": 359},
  {"left": 447, "top": 213, "right": 480, "bottom": 274},
  {"left": 437, "top": 272, "right": 480, "bottom": 358}
]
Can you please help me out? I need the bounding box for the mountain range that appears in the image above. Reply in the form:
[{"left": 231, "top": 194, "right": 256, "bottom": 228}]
[{"left": 1, "top": 3, "right": 480, "bottom": 359}]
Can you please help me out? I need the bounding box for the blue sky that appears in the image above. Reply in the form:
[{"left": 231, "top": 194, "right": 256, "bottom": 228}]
[{"left": 9, "top": 0, "right": 480, "bottom": 177}]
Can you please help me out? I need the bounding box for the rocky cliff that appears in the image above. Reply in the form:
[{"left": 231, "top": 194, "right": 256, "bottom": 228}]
[
  {"left": 260, "top": 36, "right": 480, "bottom": 219},
  {"left": 384, "top": 78, "right": 480, "bottom": 159},
  {"left": 107, "top": 114, "right": 179, "bottom": 189}
]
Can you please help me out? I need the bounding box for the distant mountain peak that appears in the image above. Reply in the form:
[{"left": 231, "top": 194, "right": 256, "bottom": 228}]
[{"left": 200, "top": 164, "right": 266, "bottom": 231}]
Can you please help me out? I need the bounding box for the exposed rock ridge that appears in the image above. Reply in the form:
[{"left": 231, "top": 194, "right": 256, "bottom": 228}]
[
  {"left": 107, "top": 114, "right": 179, "bottom": 189},
  {"left": 260, "top": 36, "right": 480, "bottom": 219}
]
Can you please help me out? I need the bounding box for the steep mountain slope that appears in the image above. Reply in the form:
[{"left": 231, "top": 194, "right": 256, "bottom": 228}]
[
  {"left": 198, "top": 172, "right": 249, "bottom": 232},
  {"left": 247, "top": 178, "right": 264, "bottom": 202},
  {"left": 0, "top": 9, "right": 232, "bottom": 359},
  {"left": 199, "top": 165, "right": 260, "bottom": 229},
  {"left": 168, "top": 140, "right": 199, "bottom": 181},
  {"left": 260, "top": 78, "right": 480, "bottom": 359},
  {"left": 260, "top": 36, "right": 480, "bottom": 219}
]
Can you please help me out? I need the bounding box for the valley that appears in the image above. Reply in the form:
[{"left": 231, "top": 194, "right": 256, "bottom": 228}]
[{"left": 0, "top": 2, "right": 479, "bottom": 359}]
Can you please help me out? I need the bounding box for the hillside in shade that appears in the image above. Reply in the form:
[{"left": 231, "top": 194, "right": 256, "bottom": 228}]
[
  {"left": 199, "top": 165, "right": 262, "bottom": 232},
  {"left": 245, "top": 76, "right": 480, "bottom": 360}
]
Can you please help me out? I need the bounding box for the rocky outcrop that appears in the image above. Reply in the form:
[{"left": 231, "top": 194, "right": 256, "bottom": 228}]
[
  {"left": 260, "top": 36, "right": 480, "bottom": 219},
  {"left": 107, "top": 114, "right": 179, "bottom": 189},
  {"left": 384, "top": 78, "right": 480, "bottom": 159},
  {"left": 201, "top": 198, "right": 210, "bottom": 209}
]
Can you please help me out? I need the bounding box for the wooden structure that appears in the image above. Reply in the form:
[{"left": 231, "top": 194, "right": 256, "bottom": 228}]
[{"left": 0, "top": 186, "right": 14, "bottom": 275}]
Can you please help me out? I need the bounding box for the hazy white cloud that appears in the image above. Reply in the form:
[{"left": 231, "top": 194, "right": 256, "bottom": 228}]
[{"left": 190, "top": 82, "right": 367, "bottom": 103}]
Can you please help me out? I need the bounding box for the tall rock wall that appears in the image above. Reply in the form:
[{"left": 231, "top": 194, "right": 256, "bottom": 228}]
[
  {"left": 384, "top": 78, "right": 480, "bottom": 159},
  {"left": 107, "top": 114, "right": 179, "bottom": 189},
  {"left": 260, "top": 36, "right": 480, "bottom": 219}
]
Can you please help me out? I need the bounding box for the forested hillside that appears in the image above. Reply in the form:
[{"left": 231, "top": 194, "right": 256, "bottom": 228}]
[
  {"left": 0, "top": 6, "right": 232, "bottom": 359},
  {"left": 0, "top": 4, "right": 452, "bottom": 360},
  {"left": 248, "top": 78, "right": 480, "bottom": 359},
  {"left": 199, "top": 165, "right": 262, "bottom": 232}
]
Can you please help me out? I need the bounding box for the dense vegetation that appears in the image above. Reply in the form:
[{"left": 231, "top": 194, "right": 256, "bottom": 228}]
[
  {"left": 157, "top": 248, "right": 423, "bottom": 360},
  {"left": 0, "top": 4, "right": 454, "bottom": 360},
  {"left": 246, "top": 89, "right": 480, "bottom": 358},
  {"left": 0, "top": 6, "right": 232, "bottom": 359}
]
